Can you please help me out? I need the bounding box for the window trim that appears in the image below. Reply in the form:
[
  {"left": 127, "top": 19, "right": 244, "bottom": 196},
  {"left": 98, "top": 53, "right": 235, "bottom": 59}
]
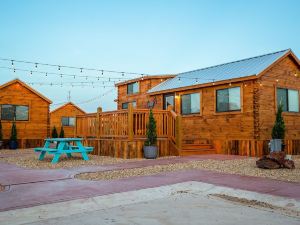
[
  {"left": 163, "top": 93, "right": 175, "bottom": 110},
  {"left": 180, "top": 92, "right": 201, "bottom": 115},
  {"left": 276, "top": 87, "right": 300, "bottom": 113},
  {"left": 127, "top": 82, "right": 139, "bottom": 95},
  {"left": 214, "top": 84, "right": 243, "bottom": 114},
  {"left": 61, "top": 116, "right": 76, "bottom": 127},
  {"left": 0, "top": 104, "right": 30, "bottom": 121},
  {"left": 122, "top": 101, "right": 137, "bottom": 109}
]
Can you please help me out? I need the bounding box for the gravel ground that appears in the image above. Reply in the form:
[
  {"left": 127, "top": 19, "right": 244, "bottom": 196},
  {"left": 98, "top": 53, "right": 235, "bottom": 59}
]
[
  {"left": 76, "top": 157, "right": 300, "bottom": 183},
  {"left": 0, "top": 149, "right": 35, "bottom": 155},
  {"left": 0, "top": 153, "right": 140, "bottom": 169}
]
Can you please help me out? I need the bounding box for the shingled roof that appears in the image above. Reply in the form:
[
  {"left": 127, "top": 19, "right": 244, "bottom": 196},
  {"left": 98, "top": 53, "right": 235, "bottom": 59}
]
[{"left": 148, "top": 49, "right": 293, "bottom": 94}]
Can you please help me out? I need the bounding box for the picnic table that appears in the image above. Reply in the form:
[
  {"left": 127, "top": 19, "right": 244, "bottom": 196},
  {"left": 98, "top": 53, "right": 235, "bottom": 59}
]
[{"left": 34, "top": 138, "right": 93, "bottom": 164}]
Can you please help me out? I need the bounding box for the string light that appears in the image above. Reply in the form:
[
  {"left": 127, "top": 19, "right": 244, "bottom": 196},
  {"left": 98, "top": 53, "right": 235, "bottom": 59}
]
[
  {"left": 11, "top": 60, "right": 14, "bottom": 66},
  {"left": 30, "top": 71, "right": 32, "bottom": 75},
  {"left": 80, "top": 68, "right": 83, "bottom": 73},
  {"left": 35, "top": 63, "right": 38, "bottom": 68},
  {"left": 58, "top": 66, "right": 61, "bottom": 71}
]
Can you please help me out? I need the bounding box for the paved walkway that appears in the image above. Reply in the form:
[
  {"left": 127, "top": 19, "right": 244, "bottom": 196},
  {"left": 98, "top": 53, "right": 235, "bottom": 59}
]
[{"left": 0, "top": 154, "right": 299, "bottom": 212}]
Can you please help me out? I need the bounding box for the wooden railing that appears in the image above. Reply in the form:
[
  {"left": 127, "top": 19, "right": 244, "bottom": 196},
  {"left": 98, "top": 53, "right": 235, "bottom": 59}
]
[{"left": 76, "top": 104, "right": 182, "bottom": 148}]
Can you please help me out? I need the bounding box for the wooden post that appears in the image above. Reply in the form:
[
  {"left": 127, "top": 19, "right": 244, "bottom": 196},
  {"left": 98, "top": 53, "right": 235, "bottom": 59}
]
[
  {"left": 175, "top": 114, "right": 182, "bottom": 149},
  {"left": 128, "top": 103, "right": 134, "bottom": 141},
  {"left": 97, "top": 107, "right": 102, "bottom": 138}
]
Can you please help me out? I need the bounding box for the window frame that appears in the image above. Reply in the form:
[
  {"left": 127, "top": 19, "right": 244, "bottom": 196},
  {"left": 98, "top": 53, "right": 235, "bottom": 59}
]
[
  {"left": 122, "top": 101, "right": 137, "bottom": 109},
  {"left": 163, "top": 93, "right": 175, "bottom": 110},
  {"left": 127, "top": 82, "right": 139, "bottom": 95},
  {"left": 0, "top": 104, "right": 29, "bottom": 121},
  {"left": 215, "top": 85, "right": 242, "bottom": 114},
  {"left": 180, "top": 92, "right": 201, "bottom": 115},
  {"left": 61, "top": 116, "right": 76, "bottom": 127},
  {"left": 276, "top": 87, "right": 300, "bottom": 113}
]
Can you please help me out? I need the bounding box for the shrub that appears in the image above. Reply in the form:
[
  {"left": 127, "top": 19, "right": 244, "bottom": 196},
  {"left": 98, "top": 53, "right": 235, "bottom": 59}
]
[
  {"left": 52, "top": 126, "right": 58, "bottom": 138},
  {"left": 59, "top": 126, "right": 65, "bottom": 138},
  {"left": 10, "top": 122, "right": 17, "bottom": 141},
  {"left": 145, "top": 109, "right": 157, "bottom": 146},
  {"left": 271, "top": 103, "right": 285, "bottom": 139},
  {"left": 0, "top": 120, "right": 3, "bottom": 141}
]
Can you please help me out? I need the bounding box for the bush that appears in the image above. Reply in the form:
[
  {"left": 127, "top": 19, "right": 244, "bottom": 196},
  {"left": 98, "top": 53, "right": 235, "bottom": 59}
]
[
  {"left": 145, "top": 109, "right": 157, "bottom": 146},
  {"left": 59, "top": 126, "right": 65, "bottom": 138},
  {"left": 10, "top": 122, "right": 17, "bottom": 141},
  {"left": 0, "top": 120, "right": 3, "bottom": 141},
  {"left": 52, "top": 126, "right": 58, "bottom": 138},
  {"left": 271, "top": 103, "right": 285, "bottom": 139}
]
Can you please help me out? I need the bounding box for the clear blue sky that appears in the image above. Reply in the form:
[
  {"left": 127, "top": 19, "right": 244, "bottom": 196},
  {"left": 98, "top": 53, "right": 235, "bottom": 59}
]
[{"left": 0, "top": 0, "right": 299, "bottom": 112}]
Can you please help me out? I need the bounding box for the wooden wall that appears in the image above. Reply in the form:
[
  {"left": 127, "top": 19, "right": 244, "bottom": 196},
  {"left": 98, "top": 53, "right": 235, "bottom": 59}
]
[
  {"left": 151, "top": 81, "right": 256, "bottom": 142},
  {"left": 83, "top": 138, "right": 178, "bottom": 159},
  {"left": 258, "top": 55, "right": 300, "bottom": 140},
  {"left": 117, "top": 77, "right": 171, "bottom": 110},
  {"left": 0, "top": 82, "right": 50, "bottom": 141},
  {"left": 50, "top": 103, "right": 85, "bottom": 137}
]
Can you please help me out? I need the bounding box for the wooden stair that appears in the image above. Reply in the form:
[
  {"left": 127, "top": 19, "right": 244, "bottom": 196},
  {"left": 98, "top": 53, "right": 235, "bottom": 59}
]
[{"left": 179, "top": 143, "right": 216, "bottom": 156}]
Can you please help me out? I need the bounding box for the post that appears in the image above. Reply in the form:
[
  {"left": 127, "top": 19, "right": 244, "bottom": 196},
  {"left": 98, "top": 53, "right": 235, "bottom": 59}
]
[
  {"left": 97, "top": 107, "right": 102, "bottom": 138},
  {"left": 175, "top": 114, "right": 182, "bottom": 149},
  {"left": 128, "top": 103, "right": 134, "bottom": 141}
]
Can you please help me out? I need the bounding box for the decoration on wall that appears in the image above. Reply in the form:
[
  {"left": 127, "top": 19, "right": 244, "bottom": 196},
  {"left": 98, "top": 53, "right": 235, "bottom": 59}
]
[{"left": 147, "top": 97, "right": 157, "bottom": 109}]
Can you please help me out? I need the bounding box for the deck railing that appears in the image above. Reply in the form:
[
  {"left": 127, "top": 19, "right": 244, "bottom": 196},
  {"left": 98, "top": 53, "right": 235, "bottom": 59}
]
[{"left": 76, "top": 104, "right": 181, "bottom": 148}]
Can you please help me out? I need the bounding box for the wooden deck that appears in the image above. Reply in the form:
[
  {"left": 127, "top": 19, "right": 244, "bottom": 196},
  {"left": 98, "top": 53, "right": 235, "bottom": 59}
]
[{"left": 75, "top": 104, "right": 300, "bottom": 158}]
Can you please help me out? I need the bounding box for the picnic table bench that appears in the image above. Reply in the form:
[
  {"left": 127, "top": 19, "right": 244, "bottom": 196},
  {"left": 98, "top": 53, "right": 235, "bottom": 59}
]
[{"left": 34, "top": 138, "right": 93, "bottom": 164}]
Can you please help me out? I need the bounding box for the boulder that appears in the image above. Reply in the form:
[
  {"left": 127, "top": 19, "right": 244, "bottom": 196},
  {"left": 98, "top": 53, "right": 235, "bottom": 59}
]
[{"left": 256, "top": 152, "right": 295, "bottom": 169}]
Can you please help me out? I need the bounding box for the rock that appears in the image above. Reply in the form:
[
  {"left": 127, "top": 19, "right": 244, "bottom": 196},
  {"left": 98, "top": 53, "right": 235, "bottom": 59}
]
[
  {"left": 256, "top": 152, "right": 295, "bottom": 169},
  {"left": 256, "top": 157, "right": 281, "bottom": 169},
  {"left": 269, "top": 152, "right": 286, "bottom": 165},
  {"left": 283, "top": 160, "right": 295, "bottom": 169}
]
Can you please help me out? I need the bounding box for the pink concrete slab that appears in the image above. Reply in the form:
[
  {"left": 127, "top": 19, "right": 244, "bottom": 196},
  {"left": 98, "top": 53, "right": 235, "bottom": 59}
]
[{"left": 0, "top": 155, "right": 298, "bottom": 212}]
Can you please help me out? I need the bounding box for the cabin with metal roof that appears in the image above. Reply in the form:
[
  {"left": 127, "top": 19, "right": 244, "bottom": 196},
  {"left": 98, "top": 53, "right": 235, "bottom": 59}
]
[
  {"left": 50, "top": 102, "right": 86, "bottom": 138},
  {"left": 0, "top": 79, "right": 52, "bottom": 148},
  {"left": 144, "top": 49, "right": 300, "bottom": 155}
]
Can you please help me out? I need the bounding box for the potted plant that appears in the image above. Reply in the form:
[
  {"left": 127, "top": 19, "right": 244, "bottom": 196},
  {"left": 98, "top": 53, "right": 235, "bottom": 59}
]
[
  {"left": 143, "top": 109, "right": 158, "bottom": 159},
  {"left": 0, "top": 120, "right": 3, "bottom": 149},
  {"left": 270, "top": 103, "right": 285, "bottom": 152},
  {"left": 9, "top": 122, "right": 18, "bottom": 150}
]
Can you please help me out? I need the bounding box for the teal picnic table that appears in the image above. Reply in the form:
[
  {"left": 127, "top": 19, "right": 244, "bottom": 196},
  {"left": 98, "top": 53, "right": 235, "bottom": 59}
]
[{"left": 34, "top": 138, "right": 93, "bottom": 164}]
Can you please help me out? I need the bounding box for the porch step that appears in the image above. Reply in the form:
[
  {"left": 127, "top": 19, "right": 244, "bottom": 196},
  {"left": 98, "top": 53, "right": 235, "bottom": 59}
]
[{"left": 179, "top": 143, "right": 216, "bottom": 156}]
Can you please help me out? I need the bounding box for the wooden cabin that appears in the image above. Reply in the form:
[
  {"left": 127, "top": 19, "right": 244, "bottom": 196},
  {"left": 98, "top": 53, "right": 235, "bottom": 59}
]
[
  {"left": 0, "top": 79, "right": 52, "bottom": 148},
  {"left": 115, "top": 75, "right": 175, "bottom": 110},
  {"left": 76, "top": 49, "right": 300, "bottom": 158},
  {"left": 50, "top": 102, "right": 86, "bottom": 137},
  {"left": 145, "top": 49, "right": 300, "bottom": 155}
]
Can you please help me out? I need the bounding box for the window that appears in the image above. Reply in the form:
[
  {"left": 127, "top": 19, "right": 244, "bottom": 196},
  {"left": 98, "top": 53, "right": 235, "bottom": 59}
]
[
  {"left": 127, "top": 82, "right": 139, "bottom": 94},
  {"left": 277, "top": 88, "right": 299, "bottom": 112},
  {"left": 181, "top": 93, "right": 200, "bottom": 115},
  {"left": 0, "top": 104, "right": 29, "bottom": 121},
  {"left": 216, "top": 87, "right": 241, "bottom": 112},
  {"left": 122, "top": 101, "right": 137, "bottom": 109},
  {"left": 61, "top": 117, "right": 75, "bottom": 126},
  {"left": 163, "top": 93, "right": 175, "bottom": 110}
]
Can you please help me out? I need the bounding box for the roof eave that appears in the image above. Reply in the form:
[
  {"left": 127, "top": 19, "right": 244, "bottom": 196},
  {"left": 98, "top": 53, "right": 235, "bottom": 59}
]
[{"left": 147, "top": 75, "right": 258, "bottom": 95}]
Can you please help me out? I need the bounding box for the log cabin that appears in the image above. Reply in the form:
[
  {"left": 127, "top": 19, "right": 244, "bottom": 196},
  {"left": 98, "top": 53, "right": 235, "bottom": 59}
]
[
  {"left": 145, "top": 49, "right": 300, "bottom": 155},
  {"left": 50, "top": 102, "right": 86, "bottom": 137},
  {"left": 0, "top": 79, "right": 52, "bottom": 148},
  {"left": 115, "top": 75, "right": 175, "bottom": 110},
  {"left": 77, "top": 49, "right": 300, "bottom": 158}
]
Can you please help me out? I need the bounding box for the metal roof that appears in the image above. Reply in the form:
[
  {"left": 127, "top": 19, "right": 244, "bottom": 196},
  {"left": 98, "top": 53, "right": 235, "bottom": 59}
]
[{"left": 148, "top": 49, "right": 290, "bottom": 93}]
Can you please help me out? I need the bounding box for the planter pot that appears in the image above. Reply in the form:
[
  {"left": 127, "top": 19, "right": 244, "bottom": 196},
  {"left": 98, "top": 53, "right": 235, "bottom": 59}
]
[
  {"left": 143, "top": 146, "right": 158, "bottom": 159},
  {"left": 270, "top": 139, "right": 282, "bottom": 152},
  {"left": 9, "top": 140, "right": 18, "bottom": 150}
]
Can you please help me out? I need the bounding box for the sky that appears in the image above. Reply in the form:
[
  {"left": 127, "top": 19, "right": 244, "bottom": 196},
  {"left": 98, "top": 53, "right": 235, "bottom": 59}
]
[{"left": 0, "top": 0, "right": 299, "bottom": 112}]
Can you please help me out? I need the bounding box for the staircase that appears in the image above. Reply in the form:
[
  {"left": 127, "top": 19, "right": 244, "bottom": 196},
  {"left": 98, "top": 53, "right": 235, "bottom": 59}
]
[{"left": 179, "top": 143, "right": 216, "bottom": 156}]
